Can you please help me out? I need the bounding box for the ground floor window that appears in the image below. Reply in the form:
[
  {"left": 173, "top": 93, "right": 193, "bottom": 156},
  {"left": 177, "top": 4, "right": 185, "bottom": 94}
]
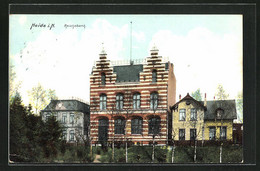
[
  {"left": 190, "top": 129, "right": 196, "bottom": 141},
  {"left": 69, "top": 130, "right": 75, "bottom": 141},
  {"left": 131, "top": 117, "right": 142, "bottom": 134},
  {"left": 179, "top": 129, "right": 185, "bottom": 140},
  {"left": 209, "top": 127, "right": 216, "bottom": 140}
]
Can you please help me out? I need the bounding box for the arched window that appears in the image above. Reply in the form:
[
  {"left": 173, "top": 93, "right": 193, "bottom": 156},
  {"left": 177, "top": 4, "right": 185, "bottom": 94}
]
[
  {"left": 148, "top": 116, "right": 160, "bottom": 135},
  {"left": 116, "top": 93, "right": 124, "bottom": 110},
  {"left": 98, "top": 118, "right": 108, "bottom": 143},
  {"left": 131, "top": 117, "right": 143, "bottom": 134},
  {"left": 150, "top": 92, "right": 158, "bottom": 109},
  {"left": 115, "top": 118, "right": 125, "bottom": 134},
  {"left": 100, "top": 94, "right": 107, "bottom": 110},
  {"left": 152, "top": 70, "right": 157, "bottom": 83},
  {"left": 133, "top": 93, "right": 141, "bottom": 109},
  {"left": 101, "top": 72, "right": 106, "bottom": 85}
]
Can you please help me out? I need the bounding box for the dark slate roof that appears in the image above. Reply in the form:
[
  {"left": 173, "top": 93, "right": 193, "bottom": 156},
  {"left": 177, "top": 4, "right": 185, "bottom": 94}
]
[
  {"left": 171, "top": 93, "right": 206, "bottom": 111},
  {"left": 202, "top": 100, "right": 237, "bottom": 120},
  {"left": 41, "top": 100, "right": 90, "bottom": 113},
  {"left": 113, "top": 64, "right": 143, "bottom": 82}
]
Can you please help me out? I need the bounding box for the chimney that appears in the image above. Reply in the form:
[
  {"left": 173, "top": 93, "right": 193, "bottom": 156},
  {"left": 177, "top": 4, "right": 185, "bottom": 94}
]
[
  {"left": 179, "top": 94, "right": 181, "bottom": 100},
  {"left": 204, "top": 93, "right": 207, "bottom": 107}
]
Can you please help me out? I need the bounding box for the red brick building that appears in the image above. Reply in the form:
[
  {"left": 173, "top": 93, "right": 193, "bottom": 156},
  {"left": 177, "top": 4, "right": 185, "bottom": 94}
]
[{"left": 90, "top": 46, "right": 176, "bottom": 146}]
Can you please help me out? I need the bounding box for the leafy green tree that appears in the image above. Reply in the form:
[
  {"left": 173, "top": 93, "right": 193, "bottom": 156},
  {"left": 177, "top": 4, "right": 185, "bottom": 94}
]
[
  {"left": 28, "top": 83, "right": 57, "bottom": 114},
  {"left": 215, "top": 84, "right": 229, "bottom": 100},
  {"left": 9, "top": 65, "right": 21, "bottom": 102},
  {"left": 39, "top": 116, "right": 63, "bottom": 160},
  {"left": 191, "top": 88, "right": 202, "bottom": 101},
  {"left": 10, "top": 93, "right": 30, "bottom": 161}
]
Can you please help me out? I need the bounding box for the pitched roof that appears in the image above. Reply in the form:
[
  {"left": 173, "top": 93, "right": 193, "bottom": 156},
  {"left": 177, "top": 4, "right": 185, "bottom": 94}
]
[
  {"left": 113, "top": 64, "right": 143, "bottom": 82},
  {"left": 171, "top": 93, "right": 206, "bottom": 110},
  {"left": 41, "top": 100, "right": 90, "bottom": 113},
  {"left": 203, "top": 100, "right": 237, "bottom": 120}
]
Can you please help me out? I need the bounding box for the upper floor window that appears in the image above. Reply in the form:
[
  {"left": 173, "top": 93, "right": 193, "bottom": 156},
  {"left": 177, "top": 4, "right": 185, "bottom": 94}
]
[
  {"left": 100, "top": 94, "right": 107, "bottom": 110},
  {"left": 152, "top": 70, "right": 157, "bottom": 83},
  {"left": 190, "top": 129, "right": 196, "bottom": 141},
  {"left": 148, "top": 117, "right": 160, "bottom": 135},
  {"left": 216, "top": 108, "right": 224, "bottom": 119},
  {"left": 220, "top": 126, "right": 227, "bottom": 140},
  {"left": 101, "top": 72, "right": 106, "bottom": 85},
  {"left": 179, "top": 109, "right": 186, "bottom": 121},
  {"left": 150, "top": 92, "right": 158, "bottom": 110},
  {"left": 133, "top": 93, "right": 141, "bottom": 109},
  {"left": 62, "top": 113, "right": 67, "bottom": 123},
  {"left": 131, "top": 117, "right": 143, "bottom": 134},
  {"left": 190, "top": 108, "right": 197, "bottom": 121},
  {"left": 69, "top": 113, "right": 74, "bottom": 124},
  {"left": 116, "top": 93, "right": 124, "bottom": 110},
  {"left": 115, "top": 118, "right": 125, "bottom": 134},
  {"left": 179, "top": 129, "right": 185, "bottom": 140},
  {"left": 209, "top": 127, "right": 216, "bottom": 140}
]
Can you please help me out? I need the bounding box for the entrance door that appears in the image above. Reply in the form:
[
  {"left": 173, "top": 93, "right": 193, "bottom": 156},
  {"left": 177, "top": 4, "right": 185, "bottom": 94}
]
[{"left": 98, "top": 118, "right": 108, "bottom": 144}]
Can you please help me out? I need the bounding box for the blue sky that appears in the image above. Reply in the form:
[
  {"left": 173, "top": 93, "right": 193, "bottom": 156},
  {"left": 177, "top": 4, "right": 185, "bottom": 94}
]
[{"left": 9, "top": 14, "right": 242, "bottom": 108}]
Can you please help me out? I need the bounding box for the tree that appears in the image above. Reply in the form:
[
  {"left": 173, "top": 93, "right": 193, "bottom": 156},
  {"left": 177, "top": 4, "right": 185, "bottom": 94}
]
[
  {"left": 9, "top": 64, "right": 21, "bottom": 101},
  {"left": 191, "top": 89, "right": 202, "bottom": 101},
  {"left": 215, "top": 84, "right": 229, "bottom": 100},
  {"left": 236, "top": 92, "right": 243, "bottom": 123},
  {"left": 28, "top": 83, "right": 57, "bottom": 115}
]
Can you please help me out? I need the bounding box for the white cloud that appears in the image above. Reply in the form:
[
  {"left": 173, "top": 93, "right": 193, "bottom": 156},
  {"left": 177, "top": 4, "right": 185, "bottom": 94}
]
[
  {"left": 150, "top": 27, "right": 242, "bottom": 100},
  {"left": 13, "top": 19, "right": 128, "bottom": 105},
  {"left": 19, "top": 15, "right": 27, "bottom": 25}
]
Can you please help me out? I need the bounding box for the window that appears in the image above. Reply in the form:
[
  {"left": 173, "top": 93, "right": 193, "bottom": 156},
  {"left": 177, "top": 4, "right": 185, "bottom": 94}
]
[
  {"left": 152, "top": 70, "right": 157, "bottom": 83},
  {"left": 115, "top": 118, "right": 125, "bottom": 134},
  {"left": 62, "top": 113, "right": 67, "bottom": 123},
  {"left": 190, "top": 108, "right": 197, "bottom": 121},
  {"left": 150, "top": 92, "right": 158, "bottom": 109},
  {"left": 179, "top": 129, "right": 185, "bottom": 140},
  {"left": 190, "top": 129, "right": 196, "bottom": 141},
  {"left": 209, "top": 127, "right": 216, "bottom": 140},
  {"left": 62, "top": 130, "right": 67, "bottom": 140},
  {"left": 133, "top": 93, "right": 141, "bottom": 109},
  {"left": 216, "top": 108, "right": 224, "bottom": 118},
  {"left": 179, "top": 109, "right": 186, "bottom": 121},
  {"left": 69, "top": 130, "right": 75, "bottom": 141},
  {"left": 53, "top": 113, "right": 57, "bottom": 120},
  {"left": 131, "top": 118, "right": 142, "bottom": 134},
  {"left": 116, "top": 93, "right": 124, "bottom": 110},
  {"left": 220, "top": 126, "right": 227, "bottom": 140},
  {"left": 69, "top": 113, "right": 74, "bottom": 124},
  {"left": 45, "top": 113, "right": 50, "bottom": 121},
  {"left": 101, "top": 72, "right": 106, "bottom": 85},
  {"left": 100, "top": 94, "right": 107, "bottom": 110},
  {"left": 148, "top": 117, "right": 160, "bottom": 135}
]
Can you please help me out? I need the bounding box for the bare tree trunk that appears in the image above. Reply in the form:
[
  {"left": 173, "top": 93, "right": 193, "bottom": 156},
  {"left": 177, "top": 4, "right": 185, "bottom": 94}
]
[
  {"left": 220, "top": 143, "right": 222, "bottom": 163},
  {"left": 112, "top": 139, "right": 115, "bottom": 162},
  {"left": 171, "top": 142, "right": 175, "bottom": 163},
  {"left": 152, "top": 137, "right": 155, "bottom": 162},
  {"left": 194, "top": 140, "right": 197, "bottom": 162},
  {"left": 125, "top": 141, "right": 128, "bottom": 163}
]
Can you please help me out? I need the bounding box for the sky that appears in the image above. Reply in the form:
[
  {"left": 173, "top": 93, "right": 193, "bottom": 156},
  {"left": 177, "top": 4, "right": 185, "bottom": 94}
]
[{"left": 9, "top": 14, "right": 243, "bottom": 106}]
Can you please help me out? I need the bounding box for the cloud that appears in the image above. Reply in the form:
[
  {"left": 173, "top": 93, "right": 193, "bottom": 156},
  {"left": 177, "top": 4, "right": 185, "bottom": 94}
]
[
  {"left": 150, "top": 27, "right": 242, "bottom": 100},
  {"left": 13, "top": 19, "right": 129, "bottom": 104},
  {"left": 19, "top": 15, "right": 27, "bottom": 25}
]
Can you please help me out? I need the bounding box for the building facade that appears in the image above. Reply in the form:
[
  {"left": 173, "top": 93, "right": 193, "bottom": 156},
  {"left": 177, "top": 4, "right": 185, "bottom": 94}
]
[
  {"left": 41, "top": 99, "right": 90, "bottom": 143},
  {"left": 89, "top": 46, "right": 176, "bottom": 146},
  {"left": 171, "top": 94, "right": 237, "bottom": 143}
]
